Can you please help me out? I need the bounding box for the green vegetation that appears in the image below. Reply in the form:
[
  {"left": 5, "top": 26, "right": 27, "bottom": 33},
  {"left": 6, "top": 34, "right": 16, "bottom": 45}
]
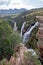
[
  {"left": 0, "top": 59, "right": 9, "bottom": 65},
  {"left": 0, "top": 7, "right": 43, "bottom": 65},
  {"left": 14, "top": 8, "right": 43, "bottom": 49},
  {"left": 15, "top": 8, "right": 43, "bottom": 31},
  {"left": 0, "top": 20, "right": 22, "bottom": 60},
  {"left": 23, "top": 52, "right": 41, "bottom": 65},
  {"left": 1, "top": 8, "right": 43, "bottom": 49}
]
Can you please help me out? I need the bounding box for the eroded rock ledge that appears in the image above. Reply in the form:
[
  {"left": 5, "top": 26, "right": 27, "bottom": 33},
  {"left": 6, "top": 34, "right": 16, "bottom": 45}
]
[{"left": 36, "top": 16, "right": 43, "bottom": 64}]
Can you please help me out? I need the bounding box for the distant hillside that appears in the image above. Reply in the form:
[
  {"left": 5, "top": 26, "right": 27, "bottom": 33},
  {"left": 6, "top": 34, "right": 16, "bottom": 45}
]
[
  {"left": 0, "top": 8, "right": 27, "bottom": 15},
  {"left": 14, "top": 7, "right": 43, "bottom": 30},
  {"left": 1, "top": 7, "right": 43, "bottom": 29}
]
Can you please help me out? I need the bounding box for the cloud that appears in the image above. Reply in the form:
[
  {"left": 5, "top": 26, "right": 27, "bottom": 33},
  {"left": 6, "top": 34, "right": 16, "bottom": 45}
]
[
  {"left": 0, "top": 0, "right": 10, "bottom": 5},
  {"left": 0, "top": 0, "right": 43, "bottom": 9},
  {"left": 40, "top": 0, "right": 43, "bottom": 2},
  {"left": 0, "top": 3, "right": 35, "bottom": 10},
  {"left": 11, "top": 0, "right": 22, "bottom": 4},
  {"left": 12, "top": 3, "right": 20, "bottom": 5},
  {"left": 21, "top": 0, "right": 43, "bottom": 8}
]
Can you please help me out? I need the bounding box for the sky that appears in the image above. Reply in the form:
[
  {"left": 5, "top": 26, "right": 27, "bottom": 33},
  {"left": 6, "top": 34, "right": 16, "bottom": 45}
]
[{"left": 0, "top": 0, "right": 43, "bottom": 10}]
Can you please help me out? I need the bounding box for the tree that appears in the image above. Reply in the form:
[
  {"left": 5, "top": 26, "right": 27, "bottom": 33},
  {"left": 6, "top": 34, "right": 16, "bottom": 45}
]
[{"left": 0, "top": 20, "right": 22, "bottom": 60}]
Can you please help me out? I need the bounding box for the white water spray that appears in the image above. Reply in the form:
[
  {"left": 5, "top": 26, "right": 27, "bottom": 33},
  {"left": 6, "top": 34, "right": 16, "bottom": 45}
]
[
  {"left": 23, "top": 22, "right": 39, "bottom": 43},
  {"left": 27, "top": 48, "right": 37, "bottom": 56}
]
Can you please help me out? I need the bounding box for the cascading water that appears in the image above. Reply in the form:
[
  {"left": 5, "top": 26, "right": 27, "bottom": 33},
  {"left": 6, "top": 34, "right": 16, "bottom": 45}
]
[
  {"left": 20, "top": 22, "right": 26, "bottom": 38},
  {"left": 14, "top": 22, "right": 17, "bottom": 32},
  {"left": 23, "top": 21, "right": 39, "bottom": 43}
]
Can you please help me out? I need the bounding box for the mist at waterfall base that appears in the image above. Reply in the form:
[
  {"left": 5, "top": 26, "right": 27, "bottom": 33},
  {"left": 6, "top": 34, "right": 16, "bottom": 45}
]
[{"left": 20, "top": 21, "right": 39, "bottom": 43}]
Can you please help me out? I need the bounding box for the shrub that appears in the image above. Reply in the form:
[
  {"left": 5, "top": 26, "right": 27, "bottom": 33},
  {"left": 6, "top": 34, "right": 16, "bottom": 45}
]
[
  {"left": 0, "top": 20, "right": 22, "bottom": 60},
  {"left": 23, "top": 52, "right": 41, "bottom": 65}
]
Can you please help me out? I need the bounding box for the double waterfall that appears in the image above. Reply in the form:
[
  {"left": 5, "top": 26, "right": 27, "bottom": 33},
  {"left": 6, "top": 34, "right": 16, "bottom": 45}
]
[
  {"left": 13, "top": 21, "right": 39, "bottom": 56},
  {"left": 13, "top": 21, "right": 39, "bottom": 43},
  {"left": 20, "top": 21, "right": 39, "bottom": 43}
]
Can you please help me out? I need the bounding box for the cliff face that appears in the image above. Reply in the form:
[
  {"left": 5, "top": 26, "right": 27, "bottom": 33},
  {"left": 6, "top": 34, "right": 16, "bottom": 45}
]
[
  {"left": 0, "top": 44, "right": 41, "bottom": 65},
  {"left": 8, "top": 43, "right": 41, "bottom": 65},
  {"left": 9, "top": 44, "right": 28, "bottom": 65},
  {"left": 36, "top": 16, "right": 43, "bottom": 63}
]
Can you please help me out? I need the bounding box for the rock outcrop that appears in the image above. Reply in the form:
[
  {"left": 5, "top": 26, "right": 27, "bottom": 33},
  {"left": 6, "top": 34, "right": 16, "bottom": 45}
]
[
  {"left": 36, "top": 16, "right": 43, "bottom": 64},
  {"left": 9, "top": 43, "right": 39, "bottom": 65},
  {"left": 9, "top": 44, "right": 28, "bottom": 65},
  {"left": 0, "top": 43, "right": 41, "bottom": 65}
]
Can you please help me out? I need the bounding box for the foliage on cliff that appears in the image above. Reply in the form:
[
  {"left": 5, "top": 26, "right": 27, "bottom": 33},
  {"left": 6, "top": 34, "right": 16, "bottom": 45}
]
[{"left": 0, "top": 20, "right": 22, "bottom": 60}]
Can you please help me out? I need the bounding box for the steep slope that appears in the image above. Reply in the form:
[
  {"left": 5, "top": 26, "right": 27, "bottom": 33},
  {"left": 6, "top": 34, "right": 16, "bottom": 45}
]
[
  {"left": 15, "top": 7, "right": 43, "bottom": 49},
  {"left": 15, "top": 7, "right": 43, "bottom": 31},
  {"left": 0, "top": 44, "right": 41, "bottom": 65}
]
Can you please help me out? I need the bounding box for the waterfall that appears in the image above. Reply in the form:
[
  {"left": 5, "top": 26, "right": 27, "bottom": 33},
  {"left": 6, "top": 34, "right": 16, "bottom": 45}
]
[
  {"left": 20, "top": 22, "right": 26, "bottom": 38},
  {"left": 14, "top": 22, "right": 17, "bottom": 32},
  {"left": 23, "top": 22, "right": 39, "bottom": 43}
]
